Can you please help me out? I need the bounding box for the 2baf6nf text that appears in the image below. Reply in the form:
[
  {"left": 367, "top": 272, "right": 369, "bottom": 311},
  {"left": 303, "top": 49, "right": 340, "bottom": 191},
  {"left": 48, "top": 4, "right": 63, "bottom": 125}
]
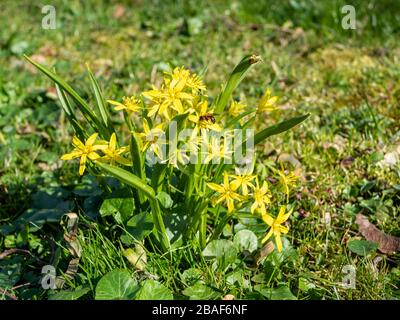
[{"left": 152, "top": 304, "right": 248, "bottom": 317}]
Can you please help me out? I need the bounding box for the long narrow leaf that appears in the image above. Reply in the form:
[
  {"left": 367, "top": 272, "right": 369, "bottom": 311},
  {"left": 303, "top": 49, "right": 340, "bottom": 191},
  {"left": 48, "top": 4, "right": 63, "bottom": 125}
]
[
  {"left": 55, "top": 84, "right": 86, "bottom": 140},
  {"left": 253, "top": 113, "right": 310, "bottom": 145},
  {"left": 214, "top": 55, "right": 261, "bottom": 114},
  {"left": 24, "top": 55, "right": 108, "bottom": 137},
  {"left": 87, "top": 67, "right": 113, "bottom": 138},
  {"left": 96, "top": 162, "right": 155, "bottom": 199},
  {"left": 96, "top": 162, "right": 170, "bottom": 251}
]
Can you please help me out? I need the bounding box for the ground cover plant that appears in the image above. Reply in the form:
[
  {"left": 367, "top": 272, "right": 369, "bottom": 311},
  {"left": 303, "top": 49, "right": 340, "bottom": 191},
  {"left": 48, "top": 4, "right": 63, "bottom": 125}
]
[{"left": 0, "top": 0, "right": 399, "bottom": 300}]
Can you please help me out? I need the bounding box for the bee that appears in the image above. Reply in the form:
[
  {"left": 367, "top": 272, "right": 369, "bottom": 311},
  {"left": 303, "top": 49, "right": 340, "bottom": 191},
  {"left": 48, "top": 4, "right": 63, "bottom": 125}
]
[{"left": 199, "top": 113, "right": 216, "bottom": 124}]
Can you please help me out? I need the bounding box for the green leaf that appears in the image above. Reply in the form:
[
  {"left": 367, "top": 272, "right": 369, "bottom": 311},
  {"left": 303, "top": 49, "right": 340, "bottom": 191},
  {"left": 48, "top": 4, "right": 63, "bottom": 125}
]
[
  {"left": 87, "top": 67, "right": 113, "bottom": 137},
  {"left": 121, "top": 212, "right": 154, "bottom": 244},
  {"left": 99, "top": 188, "right": 135, "bottom": 224},
  {"left": 136, "top": 280, "right": 173, "bottom": 300},
  {"left": 214, "top": 55, "right": 261, "bottom": 114},
  {"left": 24, "top": 55, "right": 108, "bottom": 138},
  {"left": 181, "top": 268, "right": 204, "bottom": 286},
  {"left": 123, "top": 246, "right": 147, "bottom": 271},
  {"left": 253, "top": 114, "right": 310, "bottom": 145},
  {"left": 298, "top": 277, "right": 316, "bottom": 293},
  {"left": 0, "top": 258, "right": 21, "bottom": 289},
  {"left": 202, "top": 239, "right": 237, "bottom": 269},
  {"left": 348, "top": 239, "right": 378, "bottom": 256},
  {"left": 55, "top": 84, "right": 86, "bottom": 140},
  {"left": 254, "top": 285, "right": 297, "bottom": 300},
  {"left": 130, "top": 131, "right": 146, "bottom": 201},
  {"left": 156, "top": 191, "right": 173, "bottom": 209},
  {"left": 96, "top": 162, "right": 155, "bottom": 199},
  {"left": 96, "top": 162, "right": 170, "bottom": 251},
  {"left": 95, "top": 270, "right": 139, "bottom": 300},
  {"left": 233, "top": 229, "right": 258, "bottom": 253},
  {"left": 182, "top": 283, "right": 220, "bottom": 300},
  {"left": 49, "top": 286, "right": 90, "bottom": 300}
]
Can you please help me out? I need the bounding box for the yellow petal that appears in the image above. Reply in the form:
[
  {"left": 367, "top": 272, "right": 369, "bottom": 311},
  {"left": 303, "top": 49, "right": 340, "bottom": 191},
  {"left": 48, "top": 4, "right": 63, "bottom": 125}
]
[
  {"left": 86, "top": 133, "right": 99, "bottom": 146},
  {"left": 207, "top": 183, "right": 224, "bottom": 193},
  {"left": 72, "top": 136, "right": 85, "bottom": 149},
  {"left": 109, "top": 133, "right": 116, "bottom": 150},
  {"left": 261, "top": 228, "right": 273, "bottom": 244},
  {"left": 275, "top": 234, "right": 283, "bottom": 252},
  {"left": 279, "top": 225, "right": 289, "bottom": 234},
  {"left": 115, "top": 155, "right": 132, "bottom": 166},
  {"left": 276, "top": 206, "right": 286, "bottom": 222},
  {"left": 227, "top": 199, "right": 235, "bottom": 213},
  {"left": 88, "top": 152, "right": 100, "bottom": 160},
  {"left": 223, "top": 172, "right": 229, "bottom": 187},
  {"left": 92, "top": 144, "right": 108, "bottom": 151},
  {"left": 107, "top": 100, "right": 125, "bottom": 107},
  {"left": 79, "top": 154, "right": 87, "bottom": 175},
  {"left": 262, "top": 213, "right": 274, "bottom": 226},
  {"left": 250, "top": 202, "right": 258, "bottom": 213},
  {"left": 61, "top": 150, "right": 81, "bottom": 160}
]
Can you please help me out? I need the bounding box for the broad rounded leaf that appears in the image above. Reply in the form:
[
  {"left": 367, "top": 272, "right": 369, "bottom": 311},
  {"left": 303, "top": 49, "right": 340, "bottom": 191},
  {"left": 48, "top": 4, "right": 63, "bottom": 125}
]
[
  {"left": 99, "top": 188, "right": 134, "bottom": 224},
  {"left": 254, "top": 285, "right": 297, "bottom": 300},
  {"left": 136, "top": 280, "right": 173, "bottom": 300},
  {"left": 156, "top": 191, "right": 173, "bottom": 209},
  {"left": 121, "top": 212, "right": 154, "bottom": 244},
  {"left": 233, "top": 229, "right": 258, "bottom": 253},
  {"left": 95, "top": 270, "right": 139, "bottom": 300},
  {"left": 202, "top": 239, "right": 237, "bottom": 268},
  {"left": 49, "top": 286, "right": 90, "bottom": 300},
  {"left": 182, "top": 283, "right": 220, "bottom": 300},
  {"left": 348, "top": 239, "right": 378, "bottom": 256}
]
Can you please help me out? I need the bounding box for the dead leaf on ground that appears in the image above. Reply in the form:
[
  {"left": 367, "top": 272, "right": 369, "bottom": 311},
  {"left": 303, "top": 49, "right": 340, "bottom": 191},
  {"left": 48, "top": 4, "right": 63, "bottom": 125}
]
[
  {"left": 355, "top": 213, "right": 400, "bottom": 254},
  {"left": 255, "top": 241, "right": 275, "bottom": 266},
  {"left": 113, "top": 4, "right": 126, "bottom": 19},
  {"left": 340, "top": 156, "right": 355, "bottom": 168}
]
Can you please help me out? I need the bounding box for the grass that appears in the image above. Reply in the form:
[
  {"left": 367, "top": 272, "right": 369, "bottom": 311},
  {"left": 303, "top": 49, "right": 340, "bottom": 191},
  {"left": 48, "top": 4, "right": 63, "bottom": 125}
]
[{"left": 0, "top": 0, "right": 399, "bottom": 300}]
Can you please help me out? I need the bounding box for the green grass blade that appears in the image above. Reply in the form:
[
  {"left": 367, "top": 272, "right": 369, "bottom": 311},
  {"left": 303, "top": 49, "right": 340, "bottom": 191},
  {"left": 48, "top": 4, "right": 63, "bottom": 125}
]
[
  {"left": 253, "top": 113, "right": 310, "bottom": 145},
  {"left": 87, "top": 66, "right": 113, "bottom": 138},
  {"left": 96, "top": 162, "right": 155, "bottom": 199},
  {"left": 130, "top": 131, "right": 147, "bottom": 204},
  {"left": 96, "top": 162, "right": 170, "bottom": 251},
  {"left": 214, "top": 55, "right": 261, "bottom": 114},
  {"left": 226, "top": 109, "right": 255, "bottom": 128},
  {"left": 24, "top": 55, "right": 108, "bottom": 137},
  {"left": 55, "top": 84, "right": 86, "bottom": 140}
]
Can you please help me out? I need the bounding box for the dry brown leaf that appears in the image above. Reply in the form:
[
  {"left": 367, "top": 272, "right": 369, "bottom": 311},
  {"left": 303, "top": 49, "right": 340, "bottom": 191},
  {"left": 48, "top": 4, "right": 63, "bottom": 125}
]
[
  {"left": 340, "top": 156, "right": 355, "bottom": 168},
  {"left": 223, "top": 294, "right": 235, "bottom": 300},
  {"left": 255, "top": 241, "right": 275, "bottom": 266},
  {"left": 113, "top": 4, "right": 126, "bottom": 19},
  {"left": 355, "top": 214, "right": 400, "bottom": 254}
]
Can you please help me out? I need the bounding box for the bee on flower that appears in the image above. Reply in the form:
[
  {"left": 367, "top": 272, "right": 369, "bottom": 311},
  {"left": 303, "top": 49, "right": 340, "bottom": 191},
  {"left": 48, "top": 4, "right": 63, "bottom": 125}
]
[{"left": 188, "top": 99, "right": 222, "bottom": 132}]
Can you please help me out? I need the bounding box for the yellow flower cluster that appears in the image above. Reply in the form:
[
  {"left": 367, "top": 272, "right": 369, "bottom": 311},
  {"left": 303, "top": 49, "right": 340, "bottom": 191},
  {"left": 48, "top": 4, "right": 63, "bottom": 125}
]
[
  {"left": 206, "top": 167, "right": 298, "bottom": 252},
  {"left": 61, "top": 133, "right": 131, "bottom": 175}
]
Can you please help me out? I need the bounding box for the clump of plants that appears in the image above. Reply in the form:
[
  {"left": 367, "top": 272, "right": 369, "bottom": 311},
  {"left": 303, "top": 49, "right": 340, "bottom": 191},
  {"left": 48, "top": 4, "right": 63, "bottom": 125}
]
[{"left": 25, "top": 54, "right": 308, "bottom": 254}]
